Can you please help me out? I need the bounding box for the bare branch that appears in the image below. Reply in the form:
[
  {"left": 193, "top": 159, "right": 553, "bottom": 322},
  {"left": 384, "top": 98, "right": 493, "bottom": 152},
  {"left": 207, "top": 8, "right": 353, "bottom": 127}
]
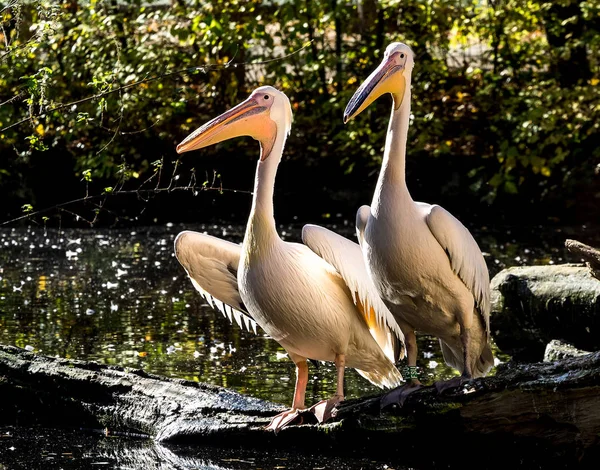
[
  {"left": 1, "top": 185, "right": 253, "bottom": 227},
  {"left": 96, "top": 88, "right": 124, "bottom": 155},
  {"left": 566, "top": 239, "right": 600, "bottom": 281}
]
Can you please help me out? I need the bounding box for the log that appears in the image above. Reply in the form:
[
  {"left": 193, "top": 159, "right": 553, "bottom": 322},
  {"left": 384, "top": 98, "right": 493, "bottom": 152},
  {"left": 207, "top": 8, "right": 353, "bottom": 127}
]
[
  {"left": 0, "top": 345, "right": 282, "bottom": 444},
  {"left": 491, "top": 264, "right": 600, "bottom": 361},
  {"left": 566, "top": 239, "right": 600, "bottom": 280},
  {"left": 1, "top": 345, "right": 600, "bottom": 467}
]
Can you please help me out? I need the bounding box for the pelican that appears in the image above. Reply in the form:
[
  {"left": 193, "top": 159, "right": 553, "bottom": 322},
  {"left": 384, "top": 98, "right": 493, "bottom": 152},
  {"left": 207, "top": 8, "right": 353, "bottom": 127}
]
[
  {"left": 344, "top": 43, "right": 493, "bottom": 398},
  {"left": 174, "top": 86, "right": 404, "bottom": 430}
]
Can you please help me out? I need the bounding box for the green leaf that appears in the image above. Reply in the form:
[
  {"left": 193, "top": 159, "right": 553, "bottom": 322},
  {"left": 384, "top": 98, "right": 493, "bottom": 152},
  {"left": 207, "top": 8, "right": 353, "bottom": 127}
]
[{"left": 82, "top": 169, "right": 93, "bottom": 182}]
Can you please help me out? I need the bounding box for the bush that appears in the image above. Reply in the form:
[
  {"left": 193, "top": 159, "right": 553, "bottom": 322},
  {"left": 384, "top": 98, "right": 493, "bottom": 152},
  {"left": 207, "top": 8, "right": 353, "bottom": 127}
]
[{"left": 0, "top": 0, "right": 598, "bottom": 225}]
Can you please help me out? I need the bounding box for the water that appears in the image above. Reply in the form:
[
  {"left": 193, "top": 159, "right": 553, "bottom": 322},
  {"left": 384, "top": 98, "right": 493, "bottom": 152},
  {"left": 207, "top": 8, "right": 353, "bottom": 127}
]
[
  {"left": 0, "top": 426, "right": 409, "bottom": 470},
  {"left": 1, "top": 222, "right": 596, "bottom": 400},
  {"left": 0, "top": 222, "right": 597, "bottom": 468}
]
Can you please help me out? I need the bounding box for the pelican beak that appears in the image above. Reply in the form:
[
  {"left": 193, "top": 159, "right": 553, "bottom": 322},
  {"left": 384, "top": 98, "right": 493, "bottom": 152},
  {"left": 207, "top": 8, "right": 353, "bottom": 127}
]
[
  {"left": 176, "top": 97, "right": 273, "bottom": 158},
  {"left": 343, "top": 53, "right": 406, "bottom": 123}
]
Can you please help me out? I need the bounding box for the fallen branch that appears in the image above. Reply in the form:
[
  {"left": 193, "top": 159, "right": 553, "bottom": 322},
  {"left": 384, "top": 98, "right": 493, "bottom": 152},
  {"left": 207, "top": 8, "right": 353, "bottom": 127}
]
[
  {"left": 566, "top": 239, "right": 600, "bottom": 280},
  {"left": 1, "top": 345, "right": 599, "bottom": 467}
]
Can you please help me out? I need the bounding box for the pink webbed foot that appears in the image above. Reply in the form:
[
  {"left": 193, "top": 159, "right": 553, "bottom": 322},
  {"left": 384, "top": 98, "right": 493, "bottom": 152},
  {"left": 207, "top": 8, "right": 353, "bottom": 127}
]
[
  {"left": 307, "top": 394, "right": 344, "bottom": 423},
  {"left": 380, "top": 381, "right": 423, "bottom": 409},
  {"left": 264, "top": 408, "right": 305, "bottom": 433}
]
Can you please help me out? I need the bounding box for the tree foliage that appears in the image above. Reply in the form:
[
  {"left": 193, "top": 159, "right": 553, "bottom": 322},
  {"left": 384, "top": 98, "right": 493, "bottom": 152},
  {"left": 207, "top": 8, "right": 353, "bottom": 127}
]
[{"left": 0, "top": 0, "right": 598, "bottom": 224}]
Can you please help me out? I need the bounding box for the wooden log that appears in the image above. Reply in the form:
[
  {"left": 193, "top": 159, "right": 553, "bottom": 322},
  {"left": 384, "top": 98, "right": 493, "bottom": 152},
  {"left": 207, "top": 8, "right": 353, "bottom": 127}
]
[
  {"left": 1, "top": 345, "right": 600, "bottom": 467},
  {"left": 566, "top": 239, "right": 600, "bottom": 280},
  {"left": 0, "top": 345, "right": 281, "bottom": 443},
  {"left": 491, "top": 264, "right": 600, "bottom": 361}
]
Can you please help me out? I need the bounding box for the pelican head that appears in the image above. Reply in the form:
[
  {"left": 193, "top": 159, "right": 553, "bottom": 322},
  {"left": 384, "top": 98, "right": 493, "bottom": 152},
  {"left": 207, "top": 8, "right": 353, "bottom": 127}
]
[
  {"left": 177, "top": 86, "right": 292, "bottom": 161},
  {"left": 343, "top": 42, "right": 414, "bottom": 123}
]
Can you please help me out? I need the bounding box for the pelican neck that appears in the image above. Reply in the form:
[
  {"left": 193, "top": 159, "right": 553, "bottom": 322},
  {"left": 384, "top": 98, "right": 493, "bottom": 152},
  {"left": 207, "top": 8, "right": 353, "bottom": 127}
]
[
  {"left": 372, "top": 89, "right": 413, "bottom": 215},
  {"left": 243, "top": 127, "right": 287, "bottom": 253}
]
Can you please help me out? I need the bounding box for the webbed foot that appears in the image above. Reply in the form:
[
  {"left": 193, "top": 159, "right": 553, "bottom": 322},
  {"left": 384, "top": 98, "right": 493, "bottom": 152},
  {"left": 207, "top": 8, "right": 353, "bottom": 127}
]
[
  {"left": 264, "top": 408, "right": 305, "bottom": 433},
  {"left": 435, "top": 375, "right": 473, "bottom": 395},
  {"left": 307, "top": 394, "right": 344, "bottom": 423},
  {"left": 380, "top": 381, "right": 423, "bottom": 409}
]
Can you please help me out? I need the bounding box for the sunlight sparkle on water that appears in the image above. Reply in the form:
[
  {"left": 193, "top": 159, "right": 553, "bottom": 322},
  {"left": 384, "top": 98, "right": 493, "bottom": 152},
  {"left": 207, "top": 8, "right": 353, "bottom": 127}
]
[{"left": 0, "top": 223, "right": 595, "bottom": 405}]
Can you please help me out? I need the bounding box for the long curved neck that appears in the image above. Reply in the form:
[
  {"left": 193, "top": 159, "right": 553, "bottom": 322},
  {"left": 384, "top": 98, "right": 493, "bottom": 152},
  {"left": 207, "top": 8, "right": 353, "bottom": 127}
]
[
  {"left": 243, "top": 128, "right": 286, "bottom": 252},
  {"left": 372, "top": 86, "right": 412, "bottom": 215}
]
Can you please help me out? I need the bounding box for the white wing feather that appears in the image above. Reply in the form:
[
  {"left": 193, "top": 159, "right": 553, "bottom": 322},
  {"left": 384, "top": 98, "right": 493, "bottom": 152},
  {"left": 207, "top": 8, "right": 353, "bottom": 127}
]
[
  {"left": 302, "top": 224, "right": 405, "bottom": 361},
  {"left": 425, "top": 205, "right": 490, "bottom": 337},
  {"left": 174, "top": 231, "right": 259, "bottom": 335}
]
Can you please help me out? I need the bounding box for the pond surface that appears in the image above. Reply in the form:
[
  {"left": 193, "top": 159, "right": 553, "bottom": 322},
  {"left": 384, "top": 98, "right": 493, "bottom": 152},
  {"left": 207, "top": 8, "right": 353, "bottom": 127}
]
[
  {"left": 0, "top": 426, "right": 410, "bottom": 470},
  {"left": 0, "top": 221, "right": 598, "bottom": 469}
]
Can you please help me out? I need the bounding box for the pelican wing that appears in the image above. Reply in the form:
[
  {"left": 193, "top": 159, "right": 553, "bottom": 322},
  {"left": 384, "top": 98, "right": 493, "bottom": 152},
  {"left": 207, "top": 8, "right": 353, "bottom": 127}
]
[
  {"left": 302, "top": 224, "right": 404, "bottom": 362},
  {"left": 174, "top": 231, "right": 259, "bottom": 334},
  {"left": 425, "top": 205, "right": 490, "bottom": 337}
]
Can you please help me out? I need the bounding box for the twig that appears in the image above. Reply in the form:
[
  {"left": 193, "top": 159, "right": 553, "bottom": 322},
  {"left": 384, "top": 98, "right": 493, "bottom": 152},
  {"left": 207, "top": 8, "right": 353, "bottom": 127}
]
[
  {"left": 1, "top": 185, "right": 253, "bottom": 227},
  {"left": 0, "top": 91, "right": 26, "bottom": 107},
  {"left": 167, "top": 159, "right": 181, "bottom": 191},
  {"left": 0, "top": 1, "right": 18, "bottom": 16},
  {"left": 154, "top": 156, "right": 165, "bottom": 191},
  {"left": 118, "top": 117, "right": 161, "bottom": 135},
  {"left": 59, "top": 207, "right": 94, "bottom": 226},
  {"left": 96, "top": 87, "right": 124, "bottom": 155}
]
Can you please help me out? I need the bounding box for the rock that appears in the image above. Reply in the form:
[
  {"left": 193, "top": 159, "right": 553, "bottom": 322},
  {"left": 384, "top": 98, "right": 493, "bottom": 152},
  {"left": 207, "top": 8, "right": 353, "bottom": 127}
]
[
  {"left": 544, "top": 339, "right": 591, "bottom": 362},
  {"left": 491, "top": 264, "right": 600, "bottom": 361}
]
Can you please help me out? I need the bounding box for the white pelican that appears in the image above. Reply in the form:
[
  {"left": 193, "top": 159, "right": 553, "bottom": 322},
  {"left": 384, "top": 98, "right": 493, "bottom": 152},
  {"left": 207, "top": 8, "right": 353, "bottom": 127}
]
[
  {"left": 343, "top": 43, "right": 493, "bottom": 398},
  {"left": 174, "top": 86, "right": 404, "bottom": 430}
]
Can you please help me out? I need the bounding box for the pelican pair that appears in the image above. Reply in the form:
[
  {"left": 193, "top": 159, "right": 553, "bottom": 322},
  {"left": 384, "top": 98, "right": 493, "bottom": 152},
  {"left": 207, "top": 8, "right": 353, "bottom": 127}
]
[{"left": 175, "top": 42, "right": 493, "bottom": 430}]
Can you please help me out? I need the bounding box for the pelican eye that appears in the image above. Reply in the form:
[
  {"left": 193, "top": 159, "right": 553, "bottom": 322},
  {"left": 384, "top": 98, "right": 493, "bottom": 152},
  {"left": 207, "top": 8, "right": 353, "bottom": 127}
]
[
  {"left": 264, "top": 95, "right": 270, "bottom": 100},
  {"left": 400, "top": 53, "right": 405, "bottom": 58}
]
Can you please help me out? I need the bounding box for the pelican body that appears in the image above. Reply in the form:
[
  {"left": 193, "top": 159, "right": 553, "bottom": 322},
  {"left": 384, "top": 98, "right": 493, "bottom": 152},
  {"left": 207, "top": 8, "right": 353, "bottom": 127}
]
[
  {"left": 175, "top": 86, "right": 404, "bottom": 429},
  {"left": 345, "top": 43, "right": 493, "bottom": 391}
]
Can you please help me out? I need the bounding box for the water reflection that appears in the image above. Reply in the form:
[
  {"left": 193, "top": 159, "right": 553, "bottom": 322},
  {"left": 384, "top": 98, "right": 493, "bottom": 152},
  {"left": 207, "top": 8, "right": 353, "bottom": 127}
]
[
  {"left": 0, "top": 223, "right": 596, "bottom": 406},
  {"left": 0, "top": 426, "right": 410, "bottom": 470}
]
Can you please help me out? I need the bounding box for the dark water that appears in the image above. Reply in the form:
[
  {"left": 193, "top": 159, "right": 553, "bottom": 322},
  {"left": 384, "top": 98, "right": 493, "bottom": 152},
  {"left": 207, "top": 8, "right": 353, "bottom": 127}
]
[
  {"left": 0, "top": 222, "right": 598, "bottom": 468},
  {"left": 0, "top": 426, "right": 409, "bottom": 470}
]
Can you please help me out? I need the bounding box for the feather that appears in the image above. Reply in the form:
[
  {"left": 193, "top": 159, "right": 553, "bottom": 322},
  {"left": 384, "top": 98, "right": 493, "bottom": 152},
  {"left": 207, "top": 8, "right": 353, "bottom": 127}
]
[
  {"left": 425, "top": 205, "right": 491, "bottom": 338},
  {"left": 302, "top": 224, "right": 405, "bottom": 362},
  {"left": 174, "top": 231, "right": 260, "bottom": 335}
]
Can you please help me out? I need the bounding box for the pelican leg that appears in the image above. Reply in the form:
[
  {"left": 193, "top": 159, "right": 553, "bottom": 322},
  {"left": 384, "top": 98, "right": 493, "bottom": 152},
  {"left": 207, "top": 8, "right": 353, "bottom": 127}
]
[
  {"left": 435, "top": 324, "right": 475, "bottom": 394},
  {"left": 309, "top": 353, "right": 345, "bottom": 423},
  {"left": 265, "top": 359, "right": 308, "bottom": 433},
  {"left": 292, "top": 358, "right": 309, "bottom": 409},
  {"left": 381, "top": 328, "right": 423, "bottom": 408}
]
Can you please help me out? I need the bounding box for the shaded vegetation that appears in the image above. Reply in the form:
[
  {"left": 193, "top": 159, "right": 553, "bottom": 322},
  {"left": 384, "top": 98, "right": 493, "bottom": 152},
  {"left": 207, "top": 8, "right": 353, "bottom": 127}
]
[{"left": 0, "top": 0, "right": 598, "bottom": 225}]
